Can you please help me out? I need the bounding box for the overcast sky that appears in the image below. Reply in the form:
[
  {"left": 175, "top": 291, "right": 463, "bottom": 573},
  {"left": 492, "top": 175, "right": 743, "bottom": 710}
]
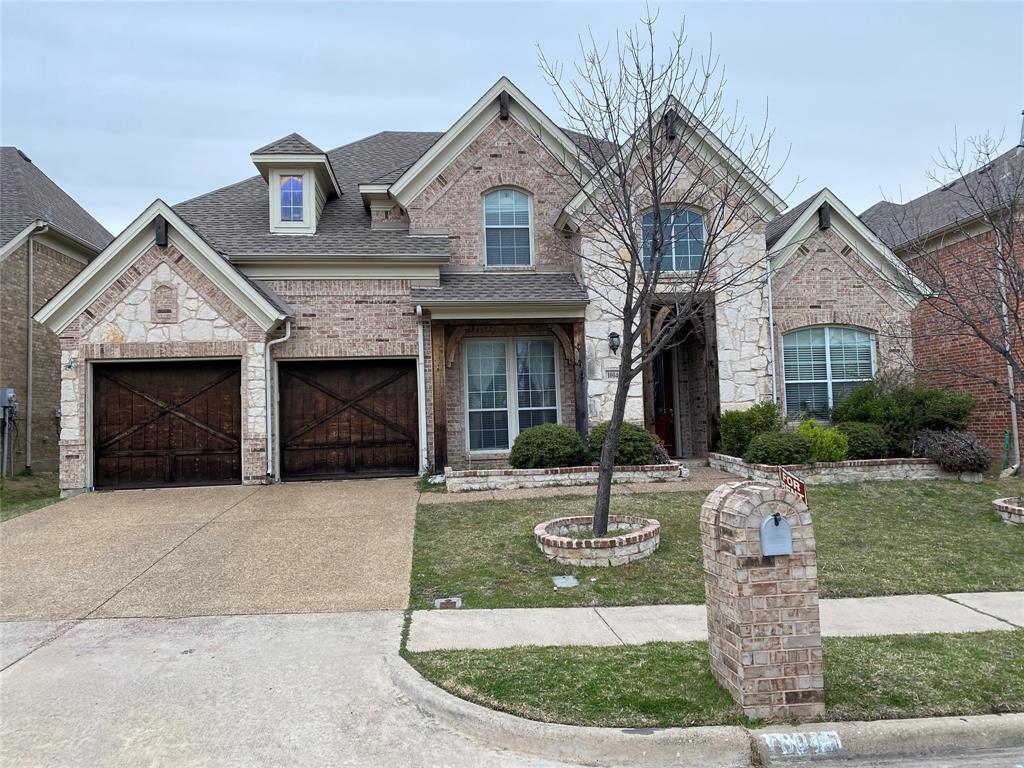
[{"left": 2, "top": 1, "right": 1021, "bottom": 234}]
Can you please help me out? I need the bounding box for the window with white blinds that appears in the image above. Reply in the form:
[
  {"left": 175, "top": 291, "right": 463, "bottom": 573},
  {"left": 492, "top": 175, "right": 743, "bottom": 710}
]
[{"left": 782, "top": 327, "right": 873, "bottom": 417}]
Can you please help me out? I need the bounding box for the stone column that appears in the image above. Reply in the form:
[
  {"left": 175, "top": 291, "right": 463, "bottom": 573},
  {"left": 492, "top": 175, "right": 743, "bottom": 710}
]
[{"left": 699, "top": 481, "right": 824, "bottom": 720}]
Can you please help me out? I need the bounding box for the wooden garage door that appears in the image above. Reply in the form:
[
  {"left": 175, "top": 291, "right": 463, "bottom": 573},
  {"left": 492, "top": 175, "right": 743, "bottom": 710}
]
[
  {"left": 93, "top": 361, "right": 241, "bottom": 489},
  {"left": 279, "top": 360, "right": 418, "bottom": 479}
]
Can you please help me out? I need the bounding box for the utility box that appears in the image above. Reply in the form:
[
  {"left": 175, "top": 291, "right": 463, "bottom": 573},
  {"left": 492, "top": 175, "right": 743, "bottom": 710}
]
[
  {"left": 700, "top": 481, "right": 824, "bottom": 721},
  {"left": 0, "top": 388, "right": 16, "bottom": 409}
]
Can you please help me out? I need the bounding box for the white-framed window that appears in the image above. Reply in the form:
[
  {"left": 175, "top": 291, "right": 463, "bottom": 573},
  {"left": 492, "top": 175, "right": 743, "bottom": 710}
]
[
  {"left": 642, "top": 208, "right": 704, "bottom": 272},
  {"left": 465, "top": 337, "right": 558, "bottom": 452},
  {"left": 782, "top": 326, "right": 874, "bottom": 417},
  {"left": 269, "top": 169, "right": 315, "bottom": 233},
  {"left": 483, "top": 189, "right": 532, "bottom": 266}
]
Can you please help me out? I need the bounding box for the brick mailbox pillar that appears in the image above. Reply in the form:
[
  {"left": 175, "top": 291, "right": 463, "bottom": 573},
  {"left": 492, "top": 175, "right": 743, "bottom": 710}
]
[{"left": 699, "top": 481, "right": 824, "bottom": 720}]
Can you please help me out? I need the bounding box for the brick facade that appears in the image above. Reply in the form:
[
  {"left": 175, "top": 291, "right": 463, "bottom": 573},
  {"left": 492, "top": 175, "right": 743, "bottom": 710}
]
[
  {"left": 904, "top": 230, "right": 1019, "bottom": 462},
  {"left": 0, "top": 239, "right": 88, "bottom": 472},
  {"left": 771, "top": 226, "right": 915, "bottom": 417}
]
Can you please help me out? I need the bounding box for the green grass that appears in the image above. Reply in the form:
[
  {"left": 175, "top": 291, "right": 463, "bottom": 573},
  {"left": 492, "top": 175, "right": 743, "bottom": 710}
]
[
  {"left": 410, "top": 478, "right": 1024, "bottom": 609},
  {"left": 0, "top": 472, "right": 60, "bottom": 522},
  {"left": 405, "top": 630, "right": 1024, "bottom": 727}
]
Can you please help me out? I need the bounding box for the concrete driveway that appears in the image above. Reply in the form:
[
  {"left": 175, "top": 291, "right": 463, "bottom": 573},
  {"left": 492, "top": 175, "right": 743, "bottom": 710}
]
[{"left": 0, "top": 478, "right": 419, "bottom": 621}]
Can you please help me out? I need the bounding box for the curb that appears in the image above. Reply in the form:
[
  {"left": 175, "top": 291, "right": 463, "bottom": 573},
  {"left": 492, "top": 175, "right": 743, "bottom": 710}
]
[
  {"left": 392, "top": 656, "right": 1024, "bottom": 767},
  {"left": 389, "top": 656, "right": 753, "bottom": 767},
  {"left": 753, "top": 714, "right": 1024, "bottom": 764}
]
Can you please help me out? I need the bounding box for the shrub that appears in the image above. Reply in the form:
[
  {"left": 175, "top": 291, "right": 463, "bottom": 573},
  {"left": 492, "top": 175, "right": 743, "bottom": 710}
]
[
  {"left": 717, "top": 400, "right": 782, "bottom": 457},
  {"left": 586, "top": 421, "right": 657, "bottom": 466},
  {"left": 830, "top": 374, "right": 974, "bottom": 456},
  {"left": 743, "top": 431, "right": 813, "bottom": 465},
  {"left": 797, "top": 420, "right": 849, "bottom": 462},
  {"left": 509, "top": 424, "right": 584, "bottom": 469},
  {"left": 914, "top": 430, "right": 992, "bottom": 474},
  {"left": 835, "top": 421, "right": 890, "bottom": 460}
]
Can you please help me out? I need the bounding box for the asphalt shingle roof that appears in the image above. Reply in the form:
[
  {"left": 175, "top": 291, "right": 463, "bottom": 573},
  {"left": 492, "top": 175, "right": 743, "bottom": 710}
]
[
  {"left": 410, "top": 272, "right": 589, "bottom": 305},
  {"left": 175, "top": 131, "right": 448, "bottom": 258},
  {"left": 252, "top": 132, "right": 324, "bottom": 155},
  {"left": 1, "top": 147, "right": 112, "bottom": 251},
  {"left": 860, "top": 147, "right": 1024, "bottom": 250},
  {"left": 766, "top": 190, "right": 822, "bottom": 250}
]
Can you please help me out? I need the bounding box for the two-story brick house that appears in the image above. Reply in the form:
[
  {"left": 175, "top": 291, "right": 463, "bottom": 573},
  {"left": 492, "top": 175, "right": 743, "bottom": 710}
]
[{"left": 37, "top": 78, "right": 925, "bottom": 493}]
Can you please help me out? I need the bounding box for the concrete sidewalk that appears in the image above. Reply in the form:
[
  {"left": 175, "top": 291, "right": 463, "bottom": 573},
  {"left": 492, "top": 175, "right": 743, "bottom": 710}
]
[{"left": 406, "top": 591, "right": 1024, "bottom": 652}]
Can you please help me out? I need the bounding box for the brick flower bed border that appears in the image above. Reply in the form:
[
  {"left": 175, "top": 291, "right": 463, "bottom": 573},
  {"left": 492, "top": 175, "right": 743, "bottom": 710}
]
[
  {"left": 993, "top": 497, "right": 1024, "bottom": 525},
  {"left": 444, "top": 463, "right": 688, "bottom": 493},
  {"left": 534, "top": 514, "right": 661, "bottom": 567},
  {"left": 708, "top": 452, "right": 981, "bottom": 485}
]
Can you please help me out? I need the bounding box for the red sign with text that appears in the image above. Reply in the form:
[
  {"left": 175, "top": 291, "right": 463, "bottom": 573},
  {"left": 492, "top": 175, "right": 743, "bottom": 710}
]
[{"left": 778, "top": 466, "right": 807, "bottom": 504}]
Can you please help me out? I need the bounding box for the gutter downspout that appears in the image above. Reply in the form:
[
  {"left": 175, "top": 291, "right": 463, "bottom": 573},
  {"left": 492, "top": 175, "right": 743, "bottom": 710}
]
[
  {"left": 766, "top": 255, "right": 778, "bottom": 404},
  {"left": 25, "top": 222, "right": 49, "bottom": 472},
  {"left": 265, "top": 319, "right": 291, "bottom": 480},
  {"left": 415, "top": 305, "right": 429, "bottom": 475},
  {"left": 996, "top": 227, "right": 1020, "bottom": 476}
]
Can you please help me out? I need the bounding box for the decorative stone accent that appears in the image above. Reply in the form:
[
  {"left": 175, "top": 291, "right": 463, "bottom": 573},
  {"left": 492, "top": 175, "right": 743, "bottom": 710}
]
[
  {"left": 444, "top": 462, "right": 687, "bottom": 492},
  {"left": 993, "top": 497, "right": 1024, "bottom": 525},
  {"left": 708, "top": 452, "right": 980, "bottom": 484},
  {"left": 700, "top": 481, "right": 824, "bottom": 721},
  {"left": 534, "top": 515, "right": 660, "bottom": 567}
]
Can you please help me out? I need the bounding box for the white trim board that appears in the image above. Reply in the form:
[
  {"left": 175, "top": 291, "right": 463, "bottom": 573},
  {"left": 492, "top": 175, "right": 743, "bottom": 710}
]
[{"left": 34, "top": 199, "right": 288, "bottom": 333}]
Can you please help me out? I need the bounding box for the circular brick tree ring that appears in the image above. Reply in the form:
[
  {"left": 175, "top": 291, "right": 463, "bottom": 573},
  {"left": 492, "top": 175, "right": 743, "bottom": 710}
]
[
  {"left": 534, "top": 515, "right": 660, "bottom": 567},
  {"left": 994, "top": 497, "right": 1024, "bottom": 525}
]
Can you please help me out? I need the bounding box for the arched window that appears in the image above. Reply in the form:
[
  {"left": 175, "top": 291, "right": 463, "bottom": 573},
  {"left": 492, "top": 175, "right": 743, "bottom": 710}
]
[
  {"left": 782, "top": 327, "right": 874, "bottom": 417},
  {"left": 642, "top": 208, "right": 704, "bottom": 272},
  {"left": 484, "top": 189, "right": 531, "bottom": 266},
  {"left": 280, "top": 174, "right": 304, "bottom": 222}
]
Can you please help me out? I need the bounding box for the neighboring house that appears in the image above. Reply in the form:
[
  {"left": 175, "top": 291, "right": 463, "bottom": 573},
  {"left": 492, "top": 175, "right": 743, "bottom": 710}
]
[
  {"left": 36, "top": 77, "right": 924, "bottom": 494},
  {"left": 861, "top": 145, "right": 1024, "bottom": 463},
  {"left": 0, "top": 147, "right": 112, "bottom": 473}
]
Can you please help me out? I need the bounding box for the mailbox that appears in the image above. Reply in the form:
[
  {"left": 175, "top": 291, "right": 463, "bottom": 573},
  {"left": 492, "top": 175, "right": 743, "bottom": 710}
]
[{"left": 760, "top": 512, "right": 793, "bottom": 556}]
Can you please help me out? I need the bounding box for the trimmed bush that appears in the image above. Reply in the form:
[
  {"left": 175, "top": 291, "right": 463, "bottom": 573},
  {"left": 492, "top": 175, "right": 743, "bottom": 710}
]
[
  {"left": 830, "top": 374, "right": 974, "bottom": 457},
  {"left": 586, "top": 421, "right": 657, "bottom": 466},
  {"left": 914, "top": 430, "right": 992, "bottom": 474},
  {"left": 798, "top": 420, "right": 849, "bottom": 462},
  {"left": 717, "top": 400, "right": 782, "bottom": 457},
  {"left": 509, "top": 424, "right": 584, "bottom": 469},
  {"left": 743, "top": 431, "right": 814, "bottom": 465},
  {"left": 835, "top": 421, "right": 890, "bottom": 460}
]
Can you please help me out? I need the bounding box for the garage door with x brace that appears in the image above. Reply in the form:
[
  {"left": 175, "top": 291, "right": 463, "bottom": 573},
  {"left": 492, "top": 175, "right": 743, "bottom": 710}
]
[
  {"left": 93, "top": 360, "right": 242, "bottom": 489},
  {"left": 278, "top": 360, "right": 418, "bottom": 479}
]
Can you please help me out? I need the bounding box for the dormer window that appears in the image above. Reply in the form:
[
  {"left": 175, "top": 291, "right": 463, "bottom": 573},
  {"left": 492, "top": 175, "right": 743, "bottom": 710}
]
[{"left": 280, "top": 175, "right": 304, "bottom": 222}]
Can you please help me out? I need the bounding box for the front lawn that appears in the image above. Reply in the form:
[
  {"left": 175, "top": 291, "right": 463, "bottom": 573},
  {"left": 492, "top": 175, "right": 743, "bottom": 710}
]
[
  {"left": 410, "top": 479, "right": 1024, "bottom": 609},
  {"left": 405, "top": 630, "right": 1024, "bottom": 727},
  {"left": 0, "top": 472, "right": 60, "bottom": 522}
]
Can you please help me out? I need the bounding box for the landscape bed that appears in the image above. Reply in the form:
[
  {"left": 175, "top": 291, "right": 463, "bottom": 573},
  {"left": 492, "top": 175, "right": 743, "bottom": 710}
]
[
  {"left": 444, "top": 463, "right": 687, "bottom": 492},
  {"left": 404, "top": 630, "right": 1024, "bottom": 728},
  {"left": 409, "top": 479, "right": 1024, "bottom": 610},
  {"left": 708, "top": 452, "right": 980, "bottom": 484}
]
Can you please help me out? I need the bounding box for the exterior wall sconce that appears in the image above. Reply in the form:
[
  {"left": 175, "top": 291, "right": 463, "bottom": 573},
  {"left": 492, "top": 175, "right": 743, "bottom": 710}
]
[{"left": 608, "top": 331, "right": 621, "bottom": 355}]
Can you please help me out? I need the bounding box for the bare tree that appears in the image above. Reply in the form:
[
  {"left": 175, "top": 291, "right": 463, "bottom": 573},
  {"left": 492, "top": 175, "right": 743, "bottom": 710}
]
[
  {"left": 877, "top": 130, "right": 1024, "bottom": 471},
  {"left": 538, "top": 11, "right": 786, "bottom": 534}
]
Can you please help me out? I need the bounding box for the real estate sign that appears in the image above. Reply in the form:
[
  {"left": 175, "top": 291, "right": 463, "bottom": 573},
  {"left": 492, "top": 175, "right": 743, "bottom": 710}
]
[{"left": 778, "top": 466, "right": 807, "bottom": 504}]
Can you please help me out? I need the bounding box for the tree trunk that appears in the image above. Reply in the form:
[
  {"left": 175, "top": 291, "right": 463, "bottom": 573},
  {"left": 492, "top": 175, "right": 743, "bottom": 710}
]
[{"left": 593, "top": 372, "right": 634, "bottom": 535}]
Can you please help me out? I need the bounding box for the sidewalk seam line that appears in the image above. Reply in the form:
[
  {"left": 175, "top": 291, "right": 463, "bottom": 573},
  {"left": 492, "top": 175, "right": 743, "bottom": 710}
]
[
  {"left": 939, "top": 594, "right": 1022, "bottom": 629},
  {"left": 81, "top": 486, "right": 265, "bottom": 621},
  {"left": 594, "top": 607, "right": 627, "bottom": 646}
]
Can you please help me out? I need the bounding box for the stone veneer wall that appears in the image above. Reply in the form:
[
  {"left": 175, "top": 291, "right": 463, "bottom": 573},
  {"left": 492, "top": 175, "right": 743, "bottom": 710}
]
[
  {"left": 57, "top": 244, "right": 270, "bottom": 492},
  {"left": 445, "top": 462, "right": 687, "bottom": 492},
  {"left": 1, "top": 239, "right": 89, "bottom": 472},
  {"left": 770, "top": 226, "right": 915, "bottom": 416},
  {"left": 708, "top": 452, "right": 978, "bottom": 484}
]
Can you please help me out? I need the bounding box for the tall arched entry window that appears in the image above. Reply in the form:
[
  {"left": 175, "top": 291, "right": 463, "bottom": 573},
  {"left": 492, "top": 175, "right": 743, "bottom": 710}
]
[{"left": 782, "top": 327, "right": 874, "bottom": 417}]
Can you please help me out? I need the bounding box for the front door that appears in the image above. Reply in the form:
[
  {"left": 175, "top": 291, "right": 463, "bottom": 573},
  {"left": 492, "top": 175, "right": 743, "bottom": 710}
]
[{"left": 652, "top": 349, "right": 676, "bottom": 455}]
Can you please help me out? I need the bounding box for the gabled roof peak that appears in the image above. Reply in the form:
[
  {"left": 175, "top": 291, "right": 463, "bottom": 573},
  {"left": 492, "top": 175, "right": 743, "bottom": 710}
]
[{"left": 252, "top": 132, "right": 323, "bottom": 156}]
